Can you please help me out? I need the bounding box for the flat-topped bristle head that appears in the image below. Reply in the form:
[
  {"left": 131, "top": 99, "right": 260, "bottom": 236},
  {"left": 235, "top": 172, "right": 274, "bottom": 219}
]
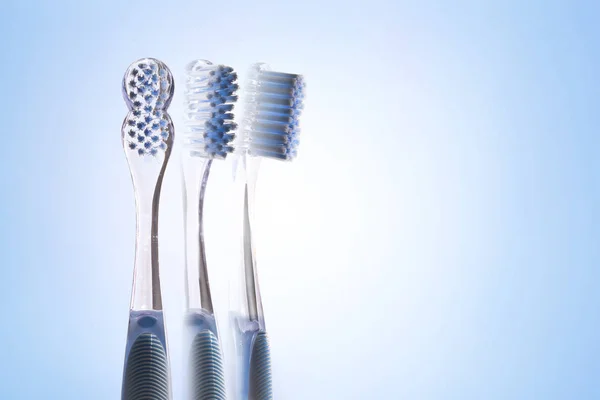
[
  {"left": 184, "top": 60, "right": 238, "bottom": 159},
  {"left": 241, "top": 63, "right": 305, "bottom": 161},
  {"left": 123, "top": 58, "right": 174, "bottom": 111}
]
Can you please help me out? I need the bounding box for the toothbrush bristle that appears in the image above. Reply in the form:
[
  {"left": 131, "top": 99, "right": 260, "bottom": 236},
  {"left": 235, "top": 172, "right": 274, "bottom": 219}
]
[
  {"left": 242, "top": 63, "right": 305, "bottom": 161},
  {"left": 123, "top": 58, "right": 174, "bottom": 111},
  {"left": 184, "top": 60, "right": 238, "bottom": 159},
  {"left": 122, "top": 58, "right": 174, "bottom": 157},
  {"left": 122, "top": 109, "right": 172, "bottom": 157}
]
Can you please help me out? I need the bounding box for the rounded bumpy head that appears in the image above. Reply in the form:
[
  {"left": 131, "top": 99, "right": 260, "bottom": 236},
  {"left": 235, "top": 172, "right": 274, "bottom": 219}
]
[
  {"left": 242, "top": 63, "right": 305, "bottom": 161},
  {"left": 123, "top": 58, "right": 174, "bottom": 111},
  {"left": 122, "top": 109, "right": 173, "bottom": 157},
  {"left": 183, "top": 60, "right": 239, "bottom": 159},
  {"left": 122, "top": 58, "right": 174, "bottom": 158}
]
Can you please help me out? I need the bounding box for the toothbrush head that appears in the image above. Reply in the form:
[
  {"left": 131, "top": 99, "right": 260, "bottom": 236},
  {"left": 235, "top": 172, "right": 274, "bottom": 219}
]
[
  {"left": 242, "top": 63, "right": 305, "bottom": 161},
  {"left": 122, "top": 109, "right": 173, "bottom": 157},
  {"left": 123, "top": 58, "right": 174, "bottom": 111},
  {"left": 183, "top": 59, "right": 239, "bottom": 159},
  {"left": 122, "top": 58, "right": 174, "bottom": 158}
]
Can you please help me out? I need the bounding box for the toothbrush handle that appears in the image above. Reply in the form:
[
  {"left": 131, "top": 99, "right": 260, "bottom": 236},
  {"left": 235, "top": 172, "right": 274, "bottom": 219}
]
[
  {"left": 184, "top": 310, "right": 226, "bottom": 400},
  {"left": 122, "top": 310, "right": 171, "bottom": 400},
  {"left": 239, "top": 326, "right": 272, "bottom": 400}
]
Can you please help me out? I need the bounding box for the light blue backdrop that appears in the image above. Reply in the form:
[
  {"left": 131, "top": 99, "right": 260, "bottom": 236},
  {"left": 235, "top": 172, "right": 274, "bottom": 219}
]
[{"left": 0, "top": 0, "right": 598, "bottom": 399}]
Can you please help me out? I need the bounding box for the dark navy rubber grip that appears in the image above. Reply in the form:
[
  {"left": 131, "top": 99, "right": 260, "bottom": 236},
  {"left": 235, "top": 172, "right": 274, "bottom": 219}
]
[
  {"left": 189, "top": 330, "right": 226, "bottom": 399},
  {"left": 248, "top": 331, "right": 272, "bottom": 400},
  {"left": 123, "top": 333, "right": 169, "bottom": 400},
  {"left": 185, "top": 309, "right": 226, "bottom": 399},
  {"left": 122, "top": 310, "right": 171, "bottom": 400}
]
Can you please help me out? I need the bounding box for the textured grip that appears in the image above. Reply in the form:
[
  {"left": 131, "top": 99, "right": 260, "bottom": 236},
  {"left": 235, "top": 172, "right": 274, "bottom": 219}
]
[
  {"left": 185, "top": 310, "right": 226, "bottom": 400},
  {"left": 122, "top": 310, "right": 171, "bottom": 400},
  {"left": 248, "top": 332, "right": 272, "bottom": 400},
  {"left": 123, "top": 333, "right": 169, "bottom": 400},
  {"left": 189, "top": 330, "right": 226, "bottom": 399}
]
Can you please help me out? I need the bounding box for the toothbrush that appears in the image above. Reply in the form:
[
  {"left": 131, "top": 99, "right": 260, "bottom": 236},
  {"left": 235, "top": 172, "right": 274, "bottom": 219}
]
[
  {"left": 234, "top": 63, "right": 305, "bottom": 400},
  {"left": 120, "top": 58, "right": 174, "bottom": 400},
  {"left": 181, "top": 60, "right": 238, "bottom": 400}
]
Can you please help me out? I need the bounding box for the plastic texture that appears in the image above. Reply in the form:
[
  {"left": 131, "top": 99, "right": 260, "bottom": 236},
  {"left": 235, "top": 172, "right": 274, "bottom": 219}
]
[
  {"left": 122, "top": 310, "right": 171, "bottom": 400},
  {"left": 233, "top": 314, "right": 272, "bottom": 400},
  {"left": 182, "top": 60, "right": 239, "bottom": 312},
  {"left": 240, "top": 63, "right": 305, "bottom": 161},
  {"left": 185, "top": 310, "right": 226, "bottom": 400},
  {"left": 120, "top": 58, "right": 174, "bottom": 400},
  {"left": 122, "top": 57, "right": 174, "bottom": 311},
  {"left": 231, "top": 63, "right": 306, "bottom": 400},
  {"left": 249, "top": 332, "right": 272, "bottom": 400},
  {"left": 181, "top": 60, "right": 238, "bottom": 399},
  {"left": 183, "top": 59, "right": 238, "bottom": 159}
]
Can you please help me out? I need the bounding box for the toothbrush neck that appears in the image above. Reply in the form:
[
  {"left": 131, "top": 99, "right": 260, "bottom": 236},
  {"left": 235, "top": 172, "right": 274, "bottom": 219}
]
[
  {"left": 130, "top": 181, "right": 163, "bottom": 311},
  {"left": 182, "top": 157, "right": 214, "bottom": 313},
  {"left": 242, "top": 156, "right": 264, "bottom": 325}
]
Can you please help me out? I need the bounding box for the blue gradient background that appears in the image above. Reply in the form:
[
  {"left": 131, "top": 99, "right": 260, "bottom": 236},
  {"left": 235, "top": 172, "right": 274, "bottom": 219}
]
[{"left": 1, "top": 0, "right": 598, "bottom": 399}]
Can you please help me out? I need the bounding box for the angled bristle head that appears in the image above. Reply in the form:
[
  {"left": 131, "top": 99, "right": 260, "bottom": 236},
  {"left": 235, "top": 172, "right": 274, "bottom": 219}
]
[
  {"left": 122, "top": 58, "right": 174, "bottom": 111},
  {"left": 242, "top": 63, "right": 305, "bottom": 161},
  {"left": 184, "top": 60, "right": 238, "bottom": 159}
]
